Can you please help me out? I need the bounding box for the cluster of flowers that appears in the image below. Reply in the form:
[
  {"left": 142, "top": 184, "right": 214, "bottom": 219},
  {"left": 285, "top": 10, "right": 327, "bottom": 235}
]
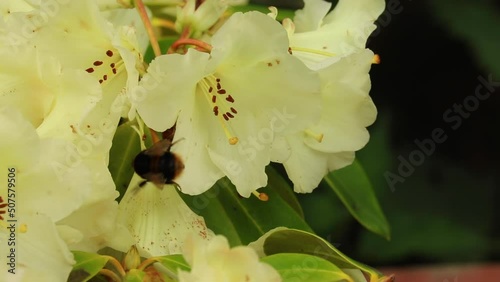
[{"left": 0, "top": 0, "right": 383, "bottom": 281}]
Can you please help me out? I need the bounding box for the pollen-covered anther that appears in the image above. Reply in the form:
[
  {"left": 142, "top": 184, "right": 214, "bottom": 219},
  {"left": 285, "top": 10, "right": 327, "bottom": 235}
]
[
  {"left": 84, "top": 49, "right": 123, "bottom": 85},
  {"left": 305, "top": 129, "right": 324, "bottom": 143},
  {"left": 372, "top": 54, "right": 381, "bottom": 64},
  {"left": 201, "top": 76, "right": 240, "bottom": 145},
  {"left": 252, "top": 191, "right": 269, "bottom": 201}
]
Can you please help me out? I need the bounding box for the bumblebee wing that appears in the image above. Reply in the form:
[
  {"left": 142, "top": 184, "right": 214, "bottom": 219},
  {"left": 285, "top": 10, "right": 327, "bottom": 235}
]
[{"left": 143, "top": 139, "right": 173, "bottom": 156}]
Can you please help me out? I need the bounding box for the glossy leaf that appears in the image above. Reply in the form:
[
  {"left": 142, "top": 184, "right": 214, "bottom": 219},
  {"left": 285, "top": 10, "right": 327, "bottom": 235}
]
[
  {"left": 322, "top": 160, "right": 390, "bottom": 240},
  {"left": 108, "top": 121, "right": 142, "bottom": 200},
  {"left": 267, "top": 165, "right": 304, "bottom": 218},
  {"left": 179, "top": 169, "right": 312, "bottom": 246},
  {"left": 69, "top": 251, "right": 110, "bottom": 282},
  {"left": 262, "top": 253, "right": 353, "bottom": 282},
  {"left": 261, "top": 229, "right": 386, "bottom": 281},
  {"left": 155, "top": 254, "right": 191, "bottom": 274}
]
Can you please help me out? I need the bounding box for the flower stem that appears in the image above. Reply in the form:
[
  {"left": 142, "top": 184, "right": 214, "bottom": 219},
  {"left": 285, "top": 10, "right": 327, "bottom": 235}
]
[
  {"left": 169, "top": 38, "right": 213, "bottom": 53},
  {"left": 135, "top": 0, "right": 162, "bottom": 57},
  {"left": 102, "top": 255, "right": 127, "bottom": 277},
  {"left": 99, "top": 269, "right": 122, "bottom": 282},
  {"left": 137, "top": 257, "right": 160, "bottom": 271}
]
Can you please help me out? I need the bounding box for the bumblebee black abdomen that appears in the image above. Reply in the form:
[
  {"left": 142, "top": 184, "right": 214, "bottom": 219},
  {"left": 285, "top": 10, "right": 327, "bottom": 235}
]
[
  {"left": 133, "top": 152, "right": 151, "bottom": 178},
  {"left": 159, "top": 153, "right": 177, "bottom": 181}
]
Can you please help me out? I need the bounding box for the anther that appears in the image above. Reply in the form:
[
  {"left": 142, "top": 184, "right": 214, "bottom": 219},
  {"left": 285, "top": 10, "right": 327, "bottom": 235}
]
[
  {"left": 372, "top": 54, "right": 381, "bottom": 64},
  {"left": 228, "top": 137, "right": 238, "bottom": 145},
  {"left": 252, "top": 191, "right": 269, "bottom": 201},
  {"left": 305, "top": 129, "right": 324, "bottom": 142}
]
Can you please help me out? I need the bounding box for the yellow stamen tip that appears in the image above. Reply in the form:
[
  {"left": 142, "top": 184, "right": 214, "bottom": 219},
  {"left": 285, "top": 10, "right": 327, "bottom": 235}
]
[
  {"left": 229, "top": 137, "right": 239, "bottom": 145},
  {"left": 305, "top": 130, "right": 323, "bottom": 143},
  {"left": 252, "top": 191, "right": 269, "bottom": 201},
  {"left": 372, "top": 54, "right": 381, "bottom": 64},
  {"left": 317, "top": 133, "right": 324, "bottom": 143}
]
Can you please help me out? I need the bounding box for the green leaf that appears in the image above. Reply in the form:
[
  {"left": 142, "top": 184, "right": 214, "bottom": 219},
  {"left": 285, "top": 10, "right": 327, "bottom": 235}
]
[
  {"left": 155, "top": 254, "right": 191, "bottom": 274},
  {"left": 144, "top": 37, "right": 178, "bottom": 63},
  {"left": 69, "top": 251, "right": 110, "bottom": 282},
  {"left": 262, "top": 229, "right": 385, "bottom": 281},
  {"left": 108, "top": 121, "right": 142, "bottom": 200},
  {"left": 267, "top": 165, "right": 304, "bottom": 218},
  {"left": 262, "top": 253, "right": 353, "bottom": 282},
  {"left": 179, "top": 170, "right": 312, "bottom": 246},
  {"left": 429, "top": 0, "right": 500, "bottom": 75},
  {"left": 322, "top": 160, "right": 390, "bottom": 240}
]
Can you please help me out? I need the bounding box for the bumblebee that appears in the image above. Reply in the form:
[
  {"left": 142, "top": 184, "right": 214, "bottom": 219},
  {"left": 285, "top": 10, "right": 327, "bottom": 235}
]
[{"left": 133, "top": 138, "right": 184, "bottom": 189}]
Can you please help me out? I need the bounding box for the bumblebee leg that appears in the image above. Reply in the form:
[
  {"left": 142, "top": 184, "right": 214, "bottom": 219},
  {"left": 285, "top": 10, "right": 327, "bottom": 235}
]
[
  {"left": 138, "top": 180, "right": 148, "bottom": 188},
  {"left": 167, "top": 180, "right": 182, "bottom": 191}
]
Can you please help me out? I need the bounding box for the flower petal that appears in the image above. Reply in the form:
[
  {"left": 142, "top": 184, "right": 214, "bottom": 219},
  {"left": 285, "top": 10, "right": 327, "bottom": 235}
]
[
  {"left": 133, "top": 49, "right": 209, "bottom": 132},
  {"left": 1, "top": 214, "right": 75, "bottom": 282},
  {"left": 282, "top": 133, "right": 355, "bottom": 193},
  {"left": 290, "top": 0, "right": 385, "bottom": 62},
  {"left": 293, "top": 0, "right": 332, "bottom": 33},
  {"left": 282, "top": 133, "right": 328, "bottom": 193},
  {"left": 179, "top": 234, "right": 281, "bottom": 282},
  {"left": 116, "top": 175, "right": 213, "bottom": 257},
  {"left": 305, "top": 49, "right": 377, "bottom": 153}
]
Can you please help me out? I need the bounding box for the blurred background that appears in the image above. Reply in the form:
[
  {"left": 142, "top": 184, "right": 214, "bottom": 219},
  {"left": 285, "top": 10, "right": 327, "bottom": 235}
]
[{"left": 254, "top": 0, "right": 500, "bottom": 275}]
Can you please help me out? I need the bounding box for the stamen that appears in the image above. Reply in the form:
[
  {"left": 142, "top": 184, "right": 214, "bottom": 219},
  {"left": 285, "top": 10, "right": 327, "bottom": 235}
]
[
  {"left": 252, "top": 191, "right": 269, "bottom": 201},
  {"left": 372, "top": 54, "right": 381, "bottom": 64},
  {"left": 199, "top": 76, "right": 240, "bottom": 145},
  {"left": 84, "top": 49, "right": 125, "bottom": 86},
  {"left": 290, "top": 46, "right": 335, "bottom": 57},
  {"left": 305, "top": 129, "right": 324, "bottom": 142}
]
